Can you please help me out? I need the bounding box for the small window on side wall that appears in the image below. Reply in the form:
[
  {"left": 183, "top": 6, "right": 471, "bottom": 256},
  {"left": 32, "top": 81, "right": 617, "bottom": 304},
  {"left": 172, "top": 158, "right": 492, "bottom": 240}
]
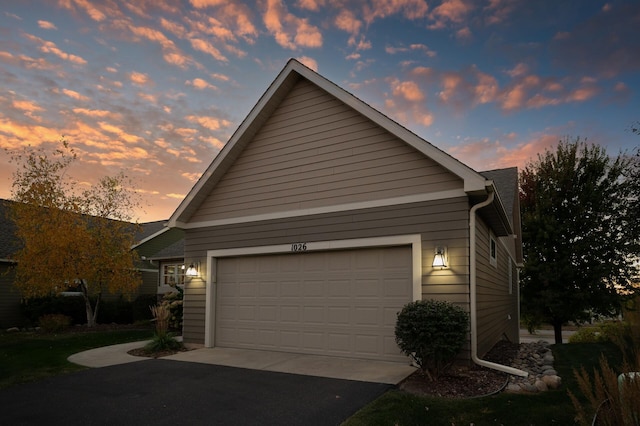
[{"left": 489, "top": 234, "right": 497, "bottom": 267}]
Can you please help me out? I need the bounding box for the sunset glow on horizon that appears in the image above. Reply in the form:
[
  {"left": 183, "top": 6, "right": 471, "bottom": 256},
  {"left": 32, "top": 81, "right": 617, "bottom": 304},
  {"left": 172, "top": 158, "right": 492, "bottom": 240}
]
[{"left": 1, "top": 0, "right": 638, "bottom": 222}]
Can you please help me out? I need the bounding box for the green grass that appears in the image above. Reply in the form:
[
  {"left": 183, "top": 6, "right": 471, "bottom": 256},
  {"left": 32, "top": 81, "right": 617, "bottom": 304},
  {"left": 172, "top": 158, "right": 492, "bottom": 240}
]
[
  {"left": 0, "top": 328, "right": 153, "bottom": 389},
  {"left": 343, "top": 342, "right": 622, "bottom": 426}
]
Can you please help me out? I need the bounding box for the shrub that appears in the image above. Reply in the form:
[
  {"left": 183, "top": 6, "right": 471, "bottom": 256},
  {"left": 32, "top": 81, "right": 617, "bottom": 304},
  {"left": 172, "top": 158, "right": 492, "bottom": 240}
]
[
  {"left": 395, "top": 299, "right": 469, "bottom": 380},
  {"left": 97, "top": 297, "right": 133, "bottom": 324},
  {"left": 160, "top": 290, "right": 183, "bottom": 331},
  {"left": 38, "top": 313, "right": 72, "bottom": 333},
  {"left": 569, "top": 321, "right": 629, "bottom": 344},
  {"left": 569, "top": 326, "right": 604, "bottom": 343},
  {"left": 21, "top": 296, "right": 85, "bottom": 325}
]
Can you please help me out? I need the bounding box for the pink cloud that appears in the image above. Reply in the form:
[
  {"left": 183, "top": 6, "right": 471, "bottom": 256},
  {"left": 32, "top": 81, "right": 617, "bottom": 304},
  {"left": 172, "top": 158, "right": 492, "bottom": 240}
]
[
  {"left": 483, "top": 0, "right": 518, "bottom": 26},
  {"left": 38, "top": 20, "right": 57, "bottom": 30},
  {"left": 296, "top": 0, "right": 325, "bottom": 11},
  {"left": 428, "top": 0, "right": 474, "bottom": 29},
  {"left": 263, "top": 0, "right": 322, "bottom": 50},
  {"left": 391, "top": 79, "right": 425, "bottom": 102},
  {"left": 60, "top": 88, "right": 90, "bottom": 102},
  {"left": 449, "top": 133, "right": 562, "bottom": 171},
  {"left": 190, "top": 38, "right": 228, "bottom": 62},
  {"left": 363, "top": 0, "right": 429, "bottom": 24},
  {"left": 187, "top": 78, "right": 217, "bottom": 90},
  {"left": 129, "top": 71, "right": 151, "bottom": 86},
  {"left": 297, "top": 56, "right": 318, "bottom": 71},
  {"left": 23, "top": 33, "right": 87, "bottom": 65},
  {"left": 59, "top": 0, "right": 107, "bottom": 22}
]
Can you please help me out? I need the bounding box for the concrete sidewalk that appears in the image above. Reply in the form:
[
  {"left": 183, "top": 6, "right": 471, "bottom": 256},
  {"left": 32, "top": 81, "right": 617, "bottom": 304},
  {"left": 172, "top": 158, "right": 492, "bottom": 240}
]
[{"left": 68, "top": 340, "right": 416, "bottom": 385}]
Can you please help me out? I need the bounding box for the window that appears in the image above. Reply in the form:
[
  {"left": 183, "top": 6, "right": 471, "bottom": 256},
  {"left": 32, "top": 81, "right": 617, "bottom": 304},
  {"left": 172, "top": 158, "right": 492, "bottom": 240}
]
[
  {"left": 489, "top": 234, "right": 497, "bottom": 267},
  {"left": 162, "top": 263, "right": 185, "bottom": 287}
]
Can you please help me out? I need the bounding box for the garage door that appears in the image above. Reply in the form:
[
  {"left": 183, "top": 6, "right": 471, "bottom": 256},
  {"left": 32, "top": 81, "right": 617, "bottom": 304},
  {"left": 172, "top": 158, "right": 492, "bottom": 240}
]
[{"left": 215, "top": 246, "right": 412, "bottom": 362}]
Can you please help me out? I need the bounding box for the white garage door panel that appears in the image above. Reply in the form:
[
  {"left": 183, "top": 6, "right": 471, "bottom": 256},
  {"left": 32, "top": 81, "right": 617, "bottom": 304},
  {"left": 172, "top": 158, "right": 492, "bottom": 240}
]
[{"left": 215, "top": 246, "right": 412, "bottom": 362}]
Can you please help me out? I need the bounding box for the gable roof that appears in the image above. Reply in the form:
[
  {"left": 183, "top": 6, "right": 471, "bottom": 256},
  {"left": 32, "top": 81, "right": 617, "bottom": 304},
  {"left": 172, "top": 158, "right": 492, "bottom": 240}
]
[
  {"left": 0, "top": 198, "right": 175, "bottom": 261},
  {"left": 481, "top": 167, "right": 518, "bottom": 227},
  {"left": 168, "top": 59, "right": 495, "bottom": 229}
]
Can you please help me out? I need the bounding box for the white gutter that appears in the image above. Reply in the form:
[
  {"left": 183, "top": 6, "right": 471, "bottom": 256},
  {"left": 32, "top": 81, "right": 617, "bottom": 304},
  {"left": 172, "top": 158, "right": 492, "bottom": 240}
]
[{"left": 470, "top": 190, "right": 529, "bottom": 377}]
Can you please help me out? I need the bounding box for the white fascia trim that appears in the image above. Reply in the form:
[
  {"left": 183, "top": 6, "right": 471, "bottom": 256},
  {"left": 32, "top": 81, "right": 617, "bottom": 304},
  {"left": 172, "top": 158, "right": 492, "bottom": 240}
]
[
  {"left": 204, "top": 234, "right": 422, "bottom": 348},
  {"left": 182, "top": 189, "right": 466, "bottom": 229},
  {"left": 0, "top": 258, "right": 16, "bottom": 263}
]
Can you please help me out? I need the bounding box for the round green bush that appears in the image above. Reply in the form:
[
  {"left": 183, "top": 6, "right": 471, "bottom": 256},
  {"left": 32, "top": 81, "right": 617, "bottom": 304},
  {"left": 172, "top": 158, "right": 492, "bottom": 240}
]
[{"left": 395, "top": 299, "right": 469, "bottom": 380}]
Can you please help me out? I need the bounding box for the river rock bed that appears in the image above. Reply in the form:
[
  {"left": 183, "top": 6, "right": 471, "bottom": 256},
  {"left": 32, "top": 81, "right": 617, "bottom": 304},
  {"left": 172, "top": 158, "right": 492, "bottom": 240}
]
[{"left": 506, "top": 340, "right": 562, "bottom": 393}]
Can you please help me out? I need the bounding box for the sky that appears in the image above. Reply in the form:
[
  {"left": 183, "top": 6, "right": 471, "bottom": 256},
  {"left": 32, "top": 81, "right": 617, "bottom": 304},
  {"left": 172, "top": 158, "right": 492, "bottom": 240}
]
[{"left": 1, "top": 0, "right": 639, "bottom": 222}]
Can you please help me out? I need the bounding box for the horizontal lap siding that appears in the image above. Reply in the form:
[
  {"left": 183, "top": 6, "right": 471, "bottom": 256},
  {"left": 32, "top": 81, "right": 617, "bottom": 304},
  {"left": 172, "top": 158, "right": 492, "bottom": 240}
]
[
  {"left": 0, "top": 264, "right": 23, "bottom": 327},
  {"left": 190, "top": 78, "right": 462, "bottom": 223},
  {"left": 475, "top": 218, "right": 519, "bottom": 357},
  {"left": 181, "top": 197, "right": 470, "bottom": 344}
]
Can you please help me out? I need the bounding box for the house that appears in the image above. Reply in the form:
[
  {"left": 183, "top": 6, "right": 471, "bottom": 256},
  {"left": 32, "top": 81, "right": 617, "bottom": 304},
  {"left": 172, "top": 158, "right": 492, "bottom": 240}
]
[
  {"left": 0, "top": 199, "right": 22, "bottom": 327},
  {"left": 167, "top": 59, "right": 523, "bottom": 364},
  {"left": 132, "top": 225, "right": 186, "bottom": 295},
  {"left": 0, "top": 199, "right": 183, "bottom": 327}
]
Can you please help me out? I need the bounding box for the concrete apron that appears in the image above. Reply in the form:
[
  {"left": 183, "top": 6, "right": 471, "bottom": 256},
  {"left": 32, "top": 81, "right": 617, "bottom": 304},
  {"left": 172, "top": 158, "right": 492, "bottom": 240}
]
[
  {"left": 68, "top": 341, "right": 416, "bottom": 385},
  {"left": 163, "top": 347, "right": 416, "bottom": 385}
]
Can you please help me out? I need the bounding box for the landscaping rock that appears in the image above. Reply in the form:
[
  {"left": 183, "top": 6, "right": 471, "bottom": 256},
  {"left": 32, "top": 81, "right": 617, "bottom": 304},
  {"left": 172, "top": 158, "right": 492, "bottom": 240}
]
[
  {"left": 504, "top": 341, "right": 562, "bottom": 394},
  {"left": 534, "top": 379, "right": 548, "bottom": 392},
  {"left": 6, "top": 327, "right": 20, "bottom": 333},
  {"left": 542, "top": 375, "right": 562, "bottom": 389}
]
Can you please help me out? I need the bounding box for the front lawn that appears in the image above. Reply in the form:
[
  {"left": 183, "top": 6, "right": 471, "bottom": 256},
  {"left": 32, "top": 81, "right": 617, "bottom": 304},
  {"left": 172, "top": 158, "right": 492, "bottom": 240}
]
[
  {"left": 0, "top": 328, "right": 153, "bottom": 389},
  {"left": 343, "top": 342, "right": 621, "bottom": 426}
]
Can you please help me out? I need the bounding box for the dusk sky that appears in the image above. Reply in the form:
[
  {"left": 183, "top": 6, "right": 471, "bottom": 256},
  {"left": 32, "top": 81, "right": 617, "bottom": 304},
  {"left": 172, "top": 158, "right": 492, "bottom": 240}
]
[{"left": 1, "top": 0, "right": 639, "bottom": 222}]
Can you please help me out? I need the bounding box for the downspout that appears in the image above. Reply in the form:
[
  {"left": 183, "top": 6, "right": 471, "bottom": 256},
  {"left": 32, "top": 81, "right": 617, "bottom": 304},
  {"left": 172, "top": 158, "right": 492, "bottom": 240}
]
[{"left": 470, "top": 190, "right": 528, "bottom": 377}]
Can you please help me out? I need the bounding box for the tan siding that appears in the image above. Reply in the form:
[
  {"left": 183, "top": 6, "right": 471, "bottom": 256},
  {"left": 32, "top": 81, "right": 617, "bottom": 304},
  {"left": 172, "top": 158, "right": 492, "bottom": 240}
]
[
  {"left": 181, "top": 198, "right": 470, "bottom": 344},
  {"left": 475, "top": 218, "right": 519, "bottom": 357},
  {"left": 190, "top": 78, "right": 463, "bottom": 223},
  {"left": 182, "top": 278, "right": 206, "bottom": 344}
]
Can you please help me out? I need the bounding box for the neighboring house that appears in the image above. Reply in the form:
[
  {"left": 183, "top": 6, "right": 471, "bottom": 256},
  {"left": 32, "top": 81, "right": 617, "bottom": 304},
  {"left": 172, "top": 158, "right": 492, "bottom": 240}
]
[
  {"left": 0, "top": 199, "right": 22, "bottom": 327},
  {"left": 133, "top": 225, "right": 186, "bottom": 295},
  {"left": 0, "top": 199, "right": 182, "bottom": 327},
  {"left": 167, "top": 59, "right": 523, "bottom": 363}
]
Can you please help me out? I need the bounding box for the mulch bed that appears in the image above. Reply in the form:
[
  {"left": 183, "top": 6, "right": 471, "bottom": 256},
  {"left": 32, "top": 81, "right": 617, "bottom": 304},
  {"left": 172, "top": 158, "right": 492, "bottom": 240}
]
[
  {"left": 398, "top": 340, "right": 520, "bottom": 398},
  {"left": 127, "top": 346, "right": 191, "bottom": 359}
]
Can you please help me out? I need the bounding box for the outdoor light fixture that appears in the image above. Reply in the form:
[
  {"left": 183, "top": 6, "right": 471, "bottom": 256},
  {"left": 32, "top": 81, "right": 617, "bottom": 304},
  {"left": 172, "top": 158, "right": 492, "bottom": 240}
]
[
  {"left": 185, "top": 263, "right": 199, "bottom": 277},
  {"left": 432, "top": 247, "right": 447, "bottom": 269}
]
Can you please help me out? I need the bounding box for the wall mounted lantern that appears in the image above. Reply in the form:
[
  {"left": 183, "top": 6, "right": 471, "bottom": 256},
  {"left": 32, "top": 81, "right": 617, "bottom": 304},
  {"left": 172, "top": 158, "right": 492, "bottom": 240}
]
[
  {"left": 432, "top": 247, "right": 447, "bottom": 269},
  {"left": 185, "top": 263, "right": 199, "bottom": 277}
]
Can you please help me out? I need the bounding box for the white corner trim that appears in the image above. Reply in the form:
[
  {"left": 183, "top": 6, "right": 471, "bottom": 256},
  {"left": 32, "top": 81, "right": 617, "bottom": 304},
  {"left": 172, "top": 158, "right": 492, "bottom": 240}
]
[
  {"left": 203, "top": 234, "right": 423, "bottom": 347},
  {"left": 182, "top": 189, "right": 466, "bottom": 229}
]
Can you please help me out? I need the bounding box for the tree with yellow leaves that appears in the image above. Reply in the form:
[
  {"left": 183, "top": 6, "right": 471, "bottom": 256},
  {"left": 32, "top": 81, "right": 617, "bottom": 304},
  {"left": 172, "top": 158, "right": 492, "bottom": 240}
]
[{"left": 7, "top": 140, "right": 142, "bottom": 327}]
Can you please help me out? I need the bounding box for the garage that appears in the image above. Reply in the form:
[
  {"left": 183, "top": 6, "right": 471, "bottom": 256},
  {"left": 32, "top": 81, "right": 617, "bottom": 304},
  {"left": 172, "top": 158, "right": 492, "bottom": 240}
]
[{"left": 214, "top": 246, "right": 413, "bottom": 362}]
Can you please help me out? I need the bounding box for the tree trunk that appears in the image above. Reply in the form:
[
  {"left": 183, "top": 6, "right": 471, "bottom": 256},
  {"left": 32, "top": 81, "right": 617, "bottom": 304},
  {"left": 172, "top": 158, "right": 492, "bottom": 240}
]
[
  {"left": 552, "top": 321, "right": 564, "bottom": 345},
  {"left": 80, "top": 280, "right": 96, "bottom": 327}
]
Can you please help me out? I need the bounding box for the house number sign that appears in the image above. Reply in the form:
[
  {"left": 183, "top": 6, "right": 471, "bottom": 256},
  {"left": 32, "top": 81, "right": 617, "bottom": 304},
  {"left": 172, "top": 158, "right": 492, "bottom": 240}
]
[{"left": 291, "top": 243, "right": 307, "bottom": 252}]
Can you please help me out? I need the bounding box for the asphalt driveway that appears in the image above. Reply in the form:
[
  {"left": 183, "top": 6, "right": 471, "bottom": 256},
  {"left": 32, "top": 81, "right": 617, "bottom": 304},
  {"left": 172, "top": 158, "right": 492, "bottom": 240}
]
[{"left": 0, "top": 359, "right": 391, "bottom": 425}]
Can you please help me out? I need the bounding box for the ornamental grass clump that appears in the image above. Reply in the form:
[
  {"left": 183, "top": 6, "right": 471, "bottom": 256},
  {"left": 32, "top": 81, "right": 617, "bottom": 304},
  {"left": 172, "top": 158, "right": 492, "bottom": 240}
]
[
  {"left": 395, "top": 299, "right": 469, "bottom": 381},
  {"left": 144, "top": 304, "right": 182, "bottom": 353},
  {"left": 569, "top": 314, "right": 640, "bottom": 425}
]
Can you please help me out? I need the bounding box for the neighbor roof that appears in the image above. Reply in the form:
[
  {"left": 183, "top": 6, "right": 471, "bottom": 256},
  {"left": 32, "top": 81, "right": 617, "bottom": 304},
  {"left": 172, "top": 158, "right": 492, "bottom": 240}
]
[{"left": 168, "top": 59, "right": 498, "bottom": 228}]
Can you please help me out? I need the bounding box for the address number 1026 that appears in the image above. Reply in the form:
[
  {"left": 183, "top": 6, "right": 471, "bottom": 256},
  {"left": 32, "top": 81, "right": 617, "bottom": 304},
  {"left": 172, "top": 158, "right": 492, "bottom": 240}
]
[{"left": 291, "top": 243, "right": 307, "bottom": 252}]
